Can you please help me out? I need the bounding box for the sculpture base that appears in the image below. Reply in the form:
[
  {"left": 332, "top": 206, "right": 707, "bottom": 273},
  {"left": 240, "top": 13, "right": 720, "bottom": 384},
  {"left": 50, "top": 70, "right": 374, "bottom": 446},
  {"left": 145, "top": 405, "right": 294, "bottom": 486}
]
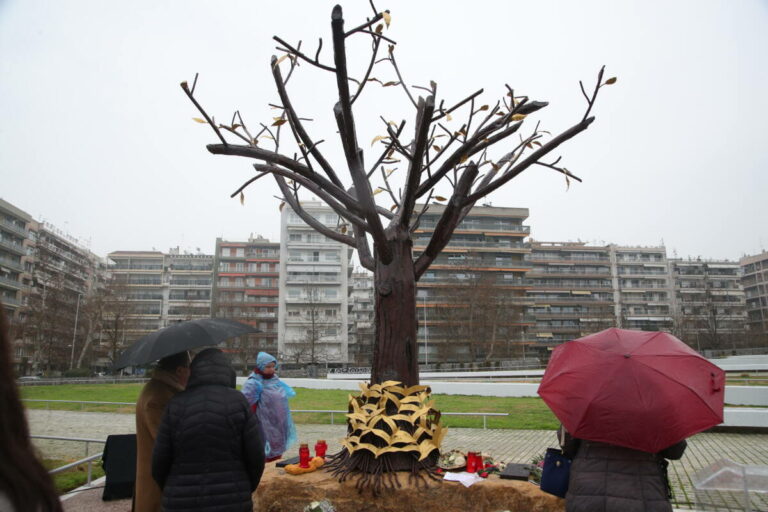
[{"left": 253, "top": 464, "right": 564, "bottom": 512}]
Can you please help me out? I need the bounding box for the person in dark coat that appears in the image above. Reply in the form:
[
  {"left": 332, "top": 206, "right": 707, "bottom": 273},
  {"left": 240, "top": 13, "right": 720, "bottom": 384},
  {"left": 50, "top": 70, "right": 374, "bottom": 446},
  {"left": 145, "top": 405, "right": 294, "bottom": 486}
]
[
  {"left": 152, "top": 348, "right": 265, "bottom": 512},
  {"left": 134, "top": 351, "right": 190, "bottom": 512},
  {"left": 560, "top": 426, "right": 687, "bottom": 512}
]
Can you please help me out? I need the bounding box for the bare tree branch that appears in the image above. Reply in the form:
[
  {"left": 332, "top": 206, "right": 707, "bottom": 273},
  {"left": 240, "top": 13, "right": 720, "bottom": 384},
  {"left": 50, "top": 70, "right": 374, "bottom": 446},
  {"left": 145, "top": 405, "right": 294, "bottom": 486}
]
[
  {"left": 271, "top": 55, "right": 344, "bottom": 187},
  {"left": 255, "top": 164, "right": 368, "bottom": 229},
  {"left": 414, "top": 162, "right": 479, "bottom": 279},
  {"left": 274, "top": 36, "right": 336, "bottom": 72},
  {"left": 387, "top": 46, "right": 417, "bottom": 108},
  {"left": 207, "top": 143, "right": 369, "bottom": 218},
  {"left": 349, "top": 187, "right": 376, "bottom": 271},
  {"left": 466, "top": 116, "right": 595, "bottom": 203},
  {"left": 181, "top": 81, "right": 228, "bottom": 146},
  {"left": 533, "top": 161, "right": 583, "bottom": 183},
  {"left": 332, "top": 5, "right": 392, "bottom": 264},
  {"left": 398, "top": 95, "right": 434, "bottom": 227},
  {"left": 367, "top": 120, "right": 405, "bottom": 177},
  {"left": 351, "top": 35, "right": 382, "bottom": 105},
  {"left": 344, "top": 12, "right": 386, "bottom": 37},
  {"left": 431, "top": 88, "right": 483, "bottom": 123}
]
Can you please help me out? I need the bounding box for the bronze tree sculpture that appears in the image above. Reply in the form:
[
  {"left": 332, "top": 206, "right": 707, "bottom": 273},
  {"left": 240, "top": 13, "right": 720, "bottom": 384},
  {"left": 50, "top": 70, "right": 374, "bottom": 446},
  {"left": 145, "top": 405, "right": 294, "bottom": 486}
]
[{"left": 182, "top": 2, "right": 611, "bottom": 491}]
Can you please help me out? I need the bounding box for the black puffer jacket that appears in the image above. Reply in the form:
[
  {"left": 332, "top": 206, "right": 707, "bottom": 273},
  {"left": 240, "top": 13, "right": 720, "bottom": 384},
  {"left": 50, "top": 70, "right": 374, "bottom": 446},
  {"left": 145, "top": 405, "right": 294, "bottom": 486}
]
[
  {"left": 565, "top": 439, "right": 687, "bottom": 512},
  {"left": 152, "top": 348, "right": 265, "bottom": 512}
]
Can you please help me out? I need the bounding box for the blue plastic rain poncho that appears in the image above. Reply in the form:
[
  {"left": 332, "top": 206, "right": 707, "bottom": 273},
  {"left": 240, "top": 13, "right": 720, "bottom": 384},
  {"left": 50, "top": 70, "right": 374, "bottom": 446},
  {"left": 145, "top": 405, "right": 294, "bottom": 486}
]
[{"left": 241, "top": 351, "right": 297, "bottom": 458}]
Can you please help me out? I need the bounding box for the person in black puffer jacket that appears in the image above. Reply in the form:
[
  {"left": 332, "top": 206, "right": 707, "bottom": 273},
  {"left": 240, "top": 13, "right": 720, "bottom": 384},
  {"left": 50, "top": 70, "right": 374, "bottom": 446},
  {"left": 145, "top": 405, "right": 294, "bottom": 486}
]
[
  {"left": 152, "top": 348, "right": 265, "bottom": 511},
  {"left": 561, "top": 426, "right": 687, "bottom": 512}
]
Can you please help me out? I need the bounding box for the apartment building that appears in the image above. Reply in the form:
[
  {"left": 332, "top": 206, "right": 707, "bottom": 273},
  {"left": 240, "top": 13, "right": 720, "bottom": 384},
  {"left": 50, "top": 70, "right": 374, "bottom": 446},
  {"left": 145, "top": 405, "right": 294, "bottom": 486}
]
[
  {"left": 212, "top": 236, "right": 280, "bottom": 366},
  {"left": 107, "top": 251, "right": 167, "bottom": 342},
  {"left": 18, "top": 221, "right": 104, "bottom": 373},
  {"left": 741, "top": 251, "right": 768, "bottom": 342},
  {"left": 412, "top": 204, "right": 534, "bottom": 362},
  {"left": 669, "top": 258, "right": 747, "bottom": 350},
  {"left": 0, "top": 198, "right": 33, "bottom": 320},
  {"left": 612, "top": 245, "right": 674, "bottom": 332},
  {"left": 526, "top": 242, "right": 616, "bottom": 345},
  {"left": 277, "top": 201, "right": 352, "bottom": 363},
  {"left": 348, "top": 270, "right": 374, "bottom": 365},
  {"left": 107, "top": 249, "right": 213, "bottom": 345}
]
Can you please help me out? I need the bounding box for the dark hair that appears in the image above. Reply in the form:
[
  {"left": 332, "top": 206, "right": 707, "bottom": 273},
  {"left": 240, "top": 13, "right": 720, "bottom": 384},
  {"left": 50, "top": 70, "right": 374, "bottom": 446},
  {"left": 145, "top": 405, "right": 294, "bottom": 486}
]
[
  {"left": 157, "top": 351, "right": 191, "bottom": 371},
  {"left": 0, "top": 305, "right": 63, "bottom": 511}
]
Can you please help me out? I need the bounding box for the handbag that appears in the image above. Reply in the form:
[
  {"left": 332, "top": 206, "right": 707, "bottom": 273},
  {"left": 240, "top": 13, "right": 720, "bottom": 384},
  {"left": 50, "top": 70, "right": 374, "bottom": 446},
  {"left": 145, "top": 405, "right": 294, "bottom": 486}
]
[{"left": 540, "top": 447, "right": 571, "bottom": 498}]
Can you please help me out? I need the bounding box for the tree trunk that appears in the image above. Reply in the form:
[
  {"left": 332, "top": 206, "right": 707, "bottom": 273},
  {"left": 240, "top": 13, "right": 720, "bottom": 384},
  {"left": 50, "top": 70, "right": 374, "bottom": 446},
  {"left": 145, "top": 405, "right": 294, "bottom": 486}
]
[{"left": 371, "top": 228, "right": 418, "bottom": 386}]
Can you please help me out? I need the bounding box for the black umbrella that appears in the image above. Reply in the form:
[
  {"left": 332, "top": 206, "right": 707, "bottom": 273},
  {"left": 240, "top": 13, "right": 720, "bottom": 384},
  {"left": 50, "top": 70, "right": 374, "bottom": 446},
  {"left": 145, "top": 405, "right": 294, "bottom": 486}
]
[{"left": 113, "top": 318, "right": 260, "bottom": 369}]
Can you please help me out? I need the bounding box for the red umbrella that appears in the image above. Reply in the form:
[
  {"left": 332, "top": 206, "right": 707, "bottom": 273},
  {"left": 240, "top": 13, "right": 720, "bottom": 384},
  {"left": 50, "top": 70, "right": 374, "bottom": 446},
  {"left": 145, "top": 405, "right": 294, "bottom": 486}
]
[{"left": 538, "top": 328, "right": 725, "bottom": 453}]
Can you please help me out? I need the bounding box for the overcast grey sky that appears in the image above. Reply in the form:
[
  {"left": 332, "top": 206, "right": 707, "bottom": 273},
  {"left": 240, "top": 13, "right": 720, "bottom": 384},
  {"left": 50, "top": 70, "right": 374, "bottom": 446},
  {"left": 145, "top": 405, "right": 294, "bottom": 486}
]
[{"left": 1, "top": 0, "right": 766, "bottom": 261}]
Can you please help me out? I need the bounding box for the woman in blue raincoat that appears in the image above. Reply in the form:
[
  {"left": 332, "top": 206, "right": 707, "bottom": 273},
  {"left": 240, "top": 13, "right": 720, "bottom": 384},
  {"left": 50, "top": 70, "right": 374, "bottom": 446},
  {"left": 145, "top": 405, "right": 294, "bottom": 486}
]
[{"left": 242, "top": 352, "right": 297, "bottom": 462}]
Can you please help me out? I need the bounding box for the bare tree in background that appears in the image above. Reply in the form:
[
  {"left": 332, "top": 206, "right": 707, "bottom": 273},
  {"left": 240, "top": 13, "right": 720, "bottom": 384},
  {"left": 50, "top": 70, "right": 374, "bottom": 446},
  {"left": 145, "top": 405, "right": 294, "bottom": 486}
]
[{"left": 183, "top": 2, "right": 611, "bottom": 484}]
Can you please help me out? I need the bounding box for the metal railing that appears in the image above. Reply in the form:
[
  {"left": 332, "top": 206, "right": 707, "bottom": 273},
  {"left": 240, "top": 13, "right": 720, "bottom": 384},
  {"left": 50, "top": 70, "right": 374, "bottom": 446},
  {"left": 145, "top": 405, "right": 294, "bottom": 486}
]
[
  {"left": 17, "top": 377, "right": 148, "bottom": 386},
  {"left": 23, "top": 400, "right": 508, "bottom": 429},
  {"left": 24, "top": 399, "right": 135, "bottom": 408},
  {"left": 31, "top": 435, "right": 105, "bottom": 487}
]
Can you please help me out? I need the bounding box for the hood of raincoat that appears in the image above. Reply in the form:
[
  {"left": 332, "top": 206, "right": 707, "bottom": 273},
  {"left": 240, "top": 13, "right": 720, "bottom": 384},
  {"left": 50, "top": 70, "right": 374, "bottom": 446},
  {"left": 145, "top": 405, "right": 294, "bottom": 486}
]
[
  {"left": 255, "top": 351, "right": 278, "bottom": 372},
  {"left": 187, "top": 348, "right": 236, "bottom": 389}
]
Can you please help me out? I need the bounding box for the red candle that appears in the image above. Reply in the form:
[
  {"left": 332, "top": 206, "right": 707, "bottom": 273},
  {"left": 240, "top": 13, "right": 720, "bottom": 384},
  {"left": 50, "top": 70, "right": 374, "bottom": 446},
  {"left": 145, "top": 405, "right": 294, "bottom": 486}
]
[
  {"left": 299, "top": 443, "right": 311, "bottom": 468},
  {"left": 315, "top": 439, "right": 328, "bottom": 458},
  {"left": 466, "top": 451, "right": 478, "bottom": 473}
]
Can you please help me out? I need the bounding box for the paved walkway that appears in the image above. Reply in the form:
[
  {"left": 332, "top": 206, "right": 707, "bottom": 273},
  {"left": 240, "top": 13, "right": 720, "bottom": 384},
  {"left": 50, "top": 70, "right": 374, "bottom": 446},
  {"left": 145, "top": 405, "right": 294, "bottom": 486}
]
[{"left": 29, "top": 410, "right": 767, "bottom": 511}]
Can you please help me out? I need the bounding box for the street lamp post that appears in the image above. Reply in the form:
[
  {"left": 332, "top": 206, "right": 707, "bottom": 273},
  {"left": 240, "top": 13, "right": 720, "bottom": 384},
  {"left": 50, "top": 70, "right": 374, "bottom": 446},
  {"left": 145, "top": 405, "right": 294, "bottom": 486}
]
[{"left": 69, "top": 293, "right": 81, "bottom": 369}]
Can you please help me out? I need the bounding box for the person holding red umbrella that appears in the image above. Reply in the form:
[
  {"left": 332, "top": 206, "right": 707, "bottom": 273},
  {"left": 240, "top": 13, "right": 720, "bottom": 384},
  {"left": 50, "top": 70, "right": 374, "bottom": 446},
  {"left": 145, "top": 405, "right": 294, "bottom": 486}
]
[{"left": 538, "top": 328, "right": 725, "bottom": 511}]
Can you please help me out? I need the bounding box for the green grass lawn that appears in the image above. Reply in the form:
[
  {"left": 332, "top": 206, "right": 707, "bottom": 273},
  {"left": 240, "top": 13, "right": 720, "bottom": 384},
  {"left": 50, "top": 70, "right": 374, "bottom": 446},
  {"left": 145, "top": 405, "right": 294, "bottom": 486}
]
[
  {"left": 22, "top": 383, "right": 560, "bottom": 429},
  {"left": 42, "top": 458, "right": 105, "bottom": 494}
]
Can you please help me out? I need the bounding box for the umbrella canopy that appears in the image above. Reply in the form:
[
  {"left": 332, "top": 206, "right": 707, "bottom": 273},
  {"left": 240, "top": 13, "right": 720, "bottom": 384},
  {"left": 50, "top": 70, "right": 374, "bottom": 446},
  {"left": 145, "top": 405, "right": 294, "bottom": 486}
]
[
  {"left": 537, "top": 328, "right": 725, "bottom": 453},
  {"left": 113, "top": 318, "right": 259, "bottom": 369}
]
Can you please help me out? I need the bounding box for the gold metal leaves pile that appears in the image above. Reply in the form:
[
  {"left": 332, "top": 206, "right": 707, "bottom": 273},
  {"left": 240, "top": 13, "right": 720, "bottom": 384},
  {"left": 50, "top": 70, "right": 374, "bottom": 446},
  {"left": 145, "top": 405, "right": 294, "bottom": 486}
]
[{"left": 341, "top": 380, "right": 447, "bottom": 461}]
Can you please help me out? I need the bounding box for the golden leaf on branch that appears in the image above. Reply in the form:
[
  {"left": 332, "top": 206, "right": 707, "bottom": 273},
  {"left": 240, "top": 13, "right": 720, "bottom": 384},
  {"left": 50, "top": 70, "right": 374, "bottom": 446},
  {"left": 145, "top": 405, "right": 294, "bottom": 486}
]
[
  {"left": 478, "top": 104, "right": 489, "bottom": 111},
  {"left": 432, "top": 145, "right": 441, "bottom": 152},
  {"left": 533, "top": 141, "right": 542, "bottom": 147},
  {"left": 605, "top": 77, "right": 618, "bottom": 85},
  {"left": 385, "top": 169, "right": 396, "bottom": 177},
  {"left": 273, "top": 54, "right": 290, "bottom": 68},
  {"left": 192, "top": 117, "right": 207, "bottom": 124},
  {"left": 271, "top": 119, "right": 287, "bottom": 126},
  {"left": 340, "top": 225, "right": 347, "bottom": 234},
  {"left": 459, "top": 154, "right": 468, "bottom": 163},
  {"left": 381, "top": 11, "right": 392, "bottom": 28},
  {"left": 382, "top": 81, "right": 399, "bottom": 87},
  {"left": 371, "top": 135, "right": 389, "bottom": 147},
  {"left": 375, "top": 23, "right": 383, "bottom": 34},
  {"left": 434, "top": 196, "right": 447, "bottom": 202},
  {"left": 390, "top": 204, "right": 397, "bottom": 211},
  {"left": 373, "top": 188, "right": 384, "bottom": 195},
  {"left": 446, "top": 113, "right": 453, "bottom": 121},
  {"left": 511, "top": 114, "right": 527, "bottom": 121}
]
